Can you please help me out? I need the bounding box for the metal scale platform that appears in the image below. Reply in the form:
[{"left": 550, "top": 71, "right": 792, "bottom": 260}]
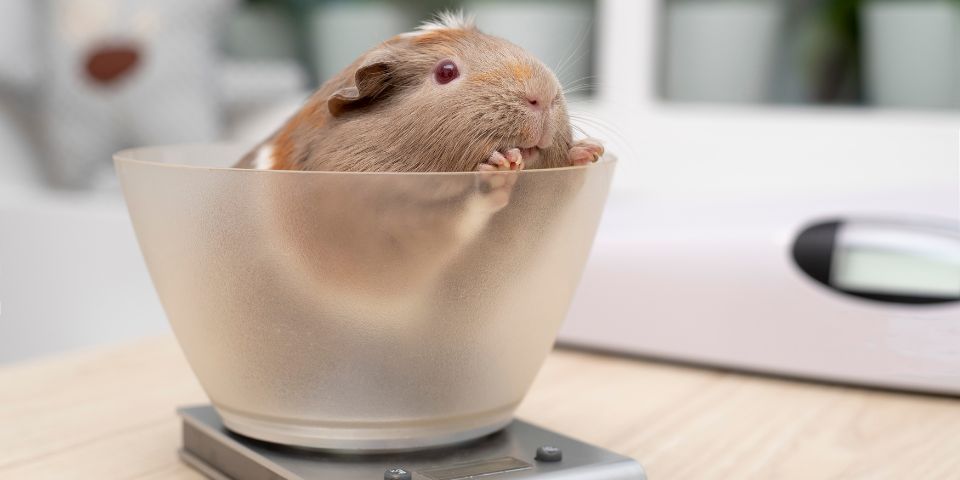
[{"left": 179, "top": 405, "right": 646, "bottom": 480}]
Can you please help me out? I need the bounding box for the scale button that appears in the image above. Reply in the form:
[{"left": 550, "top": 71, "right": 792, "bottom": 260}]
[
  {"left": 535, "top": 446, "right": 563, "bottom": 462},
  {"left": 384, "top": 467, "right": 412, "bottom": 480}
]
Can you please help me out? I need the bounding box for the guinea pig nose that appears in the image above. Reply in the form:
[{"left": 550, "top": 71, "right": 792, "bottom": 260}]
[
  {"left": 524, "top": 89, "right": 557, "bottom": 111},
  {"left": 525, "top": 95, "right": 544, "bottom": 110}
]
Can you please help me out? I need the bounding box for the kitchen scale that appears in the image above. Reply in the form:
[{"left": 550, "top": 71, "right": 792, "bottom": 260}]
[
  {"left": 118, "top": 146, "right": 635, "bottom": 479},
  {"left": 179, "top": 405, "right": 647, "bottom": 480},
  {"left": 562, "top": 198, "right": 960, "bottom": 394}
]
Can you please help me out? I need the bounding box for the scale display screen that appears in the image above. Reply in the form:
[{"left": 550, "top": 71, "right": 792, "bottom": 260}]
[
  {"left": 833, "top": 248, "right": 960, "bottom": 298},
  {"left": 830, "top": 221, "right": 960, "bottom": 301},
  {"left": 794, "top": 219, "right": 960, "bottom": 304}
]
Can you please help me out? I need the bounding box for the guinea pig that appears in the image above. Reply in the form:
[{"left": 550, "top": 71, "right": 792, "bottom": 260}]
[
  {"left": 236, "top": 12, "right": 603, "bottom": 172},
  {"left": 236, "top": 13, "right": 607, "bottom": 344}
]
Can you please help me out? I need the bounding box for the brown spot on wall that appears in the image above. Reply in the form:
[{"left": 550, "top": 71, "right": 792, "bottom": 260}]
[{"left": 85, "top": 42, "right": 141, "bottom": 86}]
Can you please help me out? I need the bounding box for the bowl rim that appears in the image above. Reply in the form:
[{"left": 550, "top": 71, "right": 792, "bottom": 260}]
[{"left": 113, "top": 143, "right": 617, "bottom": 177}]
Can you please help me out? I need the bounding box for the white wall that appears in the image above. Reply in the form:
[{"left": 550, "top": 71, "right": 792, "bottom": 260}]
[{"left": 0, "top": 192, "right": 168, "bottom": 363}]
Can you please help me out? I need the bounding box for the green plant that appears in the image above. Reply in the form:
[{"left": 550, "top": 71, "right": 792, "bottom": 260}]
[{"left": 805, "top": 0, "right": 864, "bottom": 103}]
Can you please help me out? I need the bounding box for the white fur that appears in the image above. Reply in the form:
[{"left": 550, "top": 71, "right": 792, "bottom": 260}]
[
  {"left": 400, "top": 10, "right": 475, "bottom": 38},
  {"left": 253, "top": 143, "right": 275, "bottom": 170}
]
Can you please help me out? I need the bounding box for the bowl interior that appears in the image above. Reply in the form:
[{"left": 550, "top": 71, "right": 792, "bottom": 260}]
[{"left": 115, "top": 144, "right": 615, "bottom": 448}]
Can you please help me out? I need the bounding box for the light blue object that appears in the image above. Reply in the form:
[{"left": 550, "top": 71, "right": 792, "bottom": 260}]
[
  {"left": 307, "top": 2, "right": 412, "bottom": 83},
  {"left": 662, "top": 0, "right": 784, "bottom": 103},
  {"left": 861, "top": 0, "right": 960, "bottom": 109}
]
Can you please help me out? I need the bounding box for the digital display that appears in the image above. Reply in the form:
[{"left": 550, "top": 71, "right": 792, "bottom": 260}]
[{"left": 833, "top": 247, "right": 960, "bottom": 299}]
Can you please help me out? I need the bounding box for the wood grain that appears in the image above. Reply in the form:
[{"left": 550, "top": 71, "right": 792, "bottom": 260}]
[{"left": 1, "top": 336, "right": 958, "bottom": 479}]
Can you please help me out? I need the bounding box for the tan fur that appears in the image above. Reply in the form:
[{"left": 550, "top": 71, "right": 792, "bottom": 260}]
[
  {"left": 234, "top": 15, "right": 601, "bottom": 336},
  {"left": 236, "top": 19, "right": 572, "bottom": 172}
]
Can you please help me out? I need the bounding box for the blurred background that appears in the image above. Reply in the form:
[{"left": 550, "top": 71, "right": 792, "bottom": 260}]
[{"left": 0, "top": 0, "right": 958, "bottom": 382}]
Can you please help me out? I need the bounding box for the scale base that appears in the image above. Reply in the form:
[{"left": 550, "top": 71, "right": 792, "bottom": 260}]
[{"left": 179, "top": 405, "right": 646, "bottom": 480}]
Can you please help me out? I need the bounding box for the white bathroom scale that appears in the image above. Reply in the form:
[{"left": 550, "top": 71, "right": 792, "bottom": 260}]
[{"left": 178, "top": 405, "right": 646, "bottom": 480}]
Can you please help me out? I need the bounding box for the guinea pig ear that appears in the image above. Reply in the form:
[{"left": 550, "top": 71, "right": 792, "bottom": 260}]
[{"left": 328, "top": 52, "right": 394, "bottom": 117}]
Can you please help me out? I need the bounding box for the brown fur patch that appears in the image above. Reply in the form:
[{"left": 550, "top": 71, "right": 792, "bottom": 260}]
[
  {"left": 508, "top": 62, "right": 533, "bottom": 81},
  {"left": 469, "top": 62, "right": 533, "bottom": 86},
  {"left": 411, "top": 28, "right": 470, "bottom": 46},
  {"left": 272, "top": 102, "right": 326, "bottom": 170},
  {"left": 468, "top": 68, "right": 504, "bottom": 85}
]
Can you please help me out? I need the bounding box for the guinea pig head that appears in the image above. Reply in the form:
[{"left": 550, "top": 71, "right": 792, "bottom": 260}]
[{"left": 281, "top": 14, "right": 573, "bottom": 172}]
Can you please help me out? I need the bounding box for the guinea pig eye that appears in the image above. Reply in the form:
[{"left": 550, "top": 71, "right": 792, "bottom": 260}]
[{"left": 433, "top": 60, "right": 459, "bottom": 84}]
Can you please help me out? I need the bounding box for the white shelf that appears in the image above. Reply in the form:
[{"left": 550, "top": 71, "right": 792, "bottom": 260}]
[{"left": 569, "top": 97, "right": 960, "bottom": 198}]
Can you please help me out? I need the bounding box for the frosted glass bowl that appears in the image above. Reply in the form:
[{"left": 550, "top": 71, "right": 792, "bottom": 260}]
[{"left": 115, "top": 144, "right": 615, "bottom": 451}]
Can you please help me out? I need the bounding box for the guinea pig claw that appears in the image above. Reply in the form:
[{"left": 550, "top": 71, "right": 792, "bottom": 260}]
[
  {"left": 477, "top": 152, "right": 509, "bottom": 190},
  {"left": 479, "top": 151, "right": 510, "bottom": 171},
  {"left": 503, "top": 148, "right": 524, "bottom": 171},
  {"left": 478, "top": 149, "right": 524, "bottom": 172},
  {"left": 569, "top": 138, "right": 604, "bottom": 166},
  {"left": 476, "top": 149, "right": 522, "bottom": 211}
]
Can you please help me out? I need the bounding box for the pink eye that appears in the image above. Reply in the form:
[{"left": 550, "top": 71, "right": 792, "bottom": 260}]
[{"left": 434, "top": 59, "right": 459, "bottom": 84}]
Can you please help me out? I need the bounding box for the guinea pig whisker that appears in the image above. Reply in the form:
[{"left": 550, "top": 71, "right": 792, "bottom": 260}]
[
  {"left": 562, "top": 84, "right": 598, "bottom": 96},
  {"left": 561, "top": 78, "right": 599, "bottom": 98},
  {"left": 553, "top": 19, "right": 594, "bottom": 80},
  {"left": 565, "top": 88, "right": 595, "bottom": 96},
  {"left": 570, "top": 123, "right": 589, "bottom": 139},
  {"left": 563, "top": 78, "right": 598, "bottom": 88},
  {"left": 553, "top": 47, "right": 577, "bottom": 80},
  {"left": 568, "top": 115, "right": 601, "bottom": 138},
  {"left": 564, "top": 97, "right": 596, "bottom": 106},
  {"left": 568, "top": 113, "right": 637, "bottom": 160},
  {"left": 568, "top": 113, "right": 615, "bottom": 136},
  {"left": 557, "top": 48, "right": 591, "bottom": 84},
  {"left": 562, "top": 75, "right": 599, "bottom": 91},
  {"left": 563, "top": 75, "right": 598, "bottom": 86},
  {"left": 562, "top": 88, "right": 597, "bottom": 100}
]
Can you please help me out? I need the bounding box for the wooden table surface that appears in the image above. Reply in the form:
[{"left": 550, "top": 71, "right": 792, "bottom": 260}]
[{"left": 2, "top": 336, "right": 958, "bottom": 479}]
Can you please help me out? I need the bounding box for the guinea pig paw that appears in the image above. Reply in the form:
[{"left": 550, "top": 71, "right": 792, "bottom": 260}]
[
  {"left": 478, "top": 149, "right": 524, "bottom": 172},
  {"left": 568, "top": 138, "right": 604, "bottom": 166},
  {"left": 475, "top": 150, "right": 522, "bottom": 212},
  {"left": 503, "top": 148, "right": 525, "bottom": 171}
]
